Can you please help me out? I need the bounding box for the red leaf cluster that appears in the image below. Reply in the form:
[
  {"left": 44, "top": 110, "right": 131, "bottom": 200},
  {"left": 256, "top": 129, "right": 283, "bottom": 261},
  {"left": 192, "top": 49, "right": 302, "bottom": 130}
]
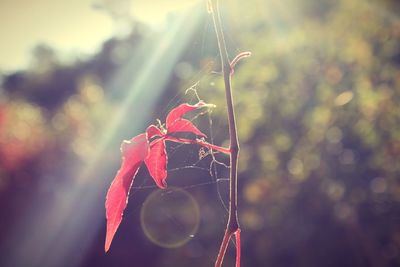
[{"left": 105, "top": 102, "right": 229, "bottom": 252}]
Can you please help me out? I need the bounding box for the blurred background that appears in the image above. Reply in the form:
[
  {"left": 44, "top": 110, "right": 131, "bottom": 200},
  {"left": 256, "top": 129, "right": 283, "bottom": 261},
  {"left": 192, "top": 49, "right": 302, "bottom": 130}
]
[{"left": 1, "top": 0, "right": 400, "bottom": 266}]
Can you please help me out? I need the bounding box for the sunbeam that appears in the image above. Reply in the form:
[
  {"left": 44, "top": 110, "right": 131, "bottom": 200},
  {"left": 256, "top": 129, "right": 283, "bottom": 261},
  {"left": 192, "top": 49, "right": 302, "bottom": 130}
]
[{"left": 1, "top": 2, "right": 204, "bottom": 267}]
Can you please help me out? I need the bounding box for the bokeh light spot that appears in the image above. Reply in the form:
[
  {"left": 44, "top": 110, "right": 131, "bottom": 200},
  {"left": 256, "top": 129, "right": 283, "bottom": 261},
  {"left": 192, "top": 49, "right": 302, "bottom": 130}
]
[
  {"left": 334, "top": 91, "right": 354, "bottom": 106},
  {"left": 287, "top": 158, "right": 304, "bottom": 176},
  {"left": 80, "top": 84, "right": 104, "bottom": 104},
  {"left": 241, "top": 209, "right": 264, "bottom": 230},
  {"left": 259, "top": 145, "right": 279, "bottom": 171},
  {"left": 327, "top": 182, "right": 345, "bottom": 201},
  {"left": 244, "top": 179, "right": 269, "bottom": 204},
  {"left": 273, "top": 132, "right": 292, "bottom": 152}
]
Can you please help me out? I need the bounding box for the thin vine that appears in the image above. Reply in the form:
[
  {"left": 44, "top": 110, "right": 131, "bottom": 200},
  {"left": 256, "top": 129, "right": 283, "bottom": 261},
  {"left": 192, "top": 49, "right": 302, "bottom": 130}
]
[{"left": 208, "top": 1, "right": 251, "bottom": 266}]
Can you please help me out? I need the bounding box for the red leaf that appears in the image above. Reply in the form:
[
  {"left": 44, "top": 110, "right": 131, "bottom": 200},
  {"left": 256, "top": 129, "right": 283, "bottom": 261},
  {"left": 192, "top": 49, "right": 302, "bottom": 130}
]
[
  {"left": 105, "top": 133, "right": 148, "bottom": 252},
  {"left": 166, "top": 102, "right": 206, "bottom": 129},
  {"left": 144, "top": 139, "right": 167, "bottom": 189},
  {"left": 164, "top": 136, "right": 231, "bottom": 155},
  {"left": 167, "top": 118, "right": 207, "bottom": 137},
  {"left": 146, "top": 125, "right": 164, "bottom": 140}
]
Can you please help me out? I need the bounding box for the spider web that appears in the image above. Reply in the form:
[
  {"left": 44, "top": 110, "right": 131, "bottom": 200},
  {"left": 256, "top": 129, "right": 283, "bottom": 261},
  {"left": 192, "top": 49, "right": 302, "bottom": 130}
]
[
  {"left": 130, "top": 83, "right": 230, "bottom": 215},
  {"left": 125, "top": 10, "right": 244, "bottom": 243}
]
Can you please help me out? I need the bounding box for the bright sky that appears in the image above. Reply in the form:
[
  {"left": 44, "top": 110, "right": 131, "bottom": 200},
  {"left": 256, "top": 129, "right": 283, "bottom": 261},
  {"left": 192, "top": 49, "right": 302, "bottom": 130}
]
[{"left": 0, "top": 0, "right": 198, "bottom": 72}]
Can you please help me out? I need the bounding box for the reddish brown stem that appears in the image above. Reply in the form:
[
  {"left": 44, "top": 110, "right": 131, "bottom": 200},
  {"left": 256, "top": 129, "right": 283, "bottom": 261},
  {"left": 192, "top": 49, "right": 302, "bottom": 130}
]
[
  {"left": 209, "top": 0, "right": 244, "bottom": 266},
  {"left": 214, "top": 229, "right": 234, "bottom": 267},
  {"left": 235, "top": 229, "right": 241, "bottom": 267}
]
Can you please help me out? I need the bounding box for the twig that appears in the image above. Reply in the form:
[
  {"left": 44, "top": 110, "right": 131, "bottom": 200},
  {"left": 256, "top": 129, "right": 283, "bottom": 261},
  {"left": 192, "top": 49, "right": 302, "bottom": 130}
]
[{"left": 208, "top": 1, "right": 250, "bottom": 266}]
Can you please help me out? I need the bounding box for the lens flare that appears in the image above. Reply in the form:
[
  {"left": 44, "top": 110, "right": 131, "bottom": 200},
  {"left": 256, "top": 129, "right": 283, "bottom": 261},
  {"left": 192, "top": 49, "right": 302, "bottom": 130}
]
[{"left": 141, "top": 187, "right": 200, "bottom": 248}]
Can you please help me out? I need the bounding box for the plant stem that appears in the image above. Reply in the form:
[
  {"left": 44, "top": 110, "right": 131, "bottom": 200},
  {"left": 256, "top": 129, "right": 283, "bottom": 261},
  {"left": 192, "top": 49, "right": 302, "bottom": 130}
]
[
  {"left": 209, "top": 1, "right": 241, "bottom": 266},
  {"left": 235, "top": 229, "right": 241, "bottom": 267}
]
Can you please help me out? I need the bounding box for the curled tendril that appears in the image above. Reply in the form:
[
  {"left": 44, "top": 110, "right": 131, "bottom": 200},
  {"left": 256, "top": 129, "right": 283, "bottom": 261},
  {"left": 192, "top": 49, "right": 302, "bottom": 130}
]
[{"left": 230, "top": 51, "right": 252, "bottom": 74}]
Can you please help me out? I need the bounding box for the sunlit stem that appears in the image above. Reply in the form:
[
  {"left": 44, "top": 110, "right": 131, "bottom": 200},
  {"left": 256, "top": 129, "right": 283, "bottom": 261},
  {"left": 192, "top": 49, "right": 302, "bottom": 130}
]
[
  {"left": 214, "top": 228, "right": 232, "bottom": 267},
  {"left": 235, "top": 229, "right": 241, "bottom": 267},
  {"left": 209, "top": 0, "right": 244, "bottom": 266},
  {"left": 230, "top": 52, "right": 252, "bottom": 74},
  {"left": 213, "top": 228, "right": 242, "bottom": 267}
]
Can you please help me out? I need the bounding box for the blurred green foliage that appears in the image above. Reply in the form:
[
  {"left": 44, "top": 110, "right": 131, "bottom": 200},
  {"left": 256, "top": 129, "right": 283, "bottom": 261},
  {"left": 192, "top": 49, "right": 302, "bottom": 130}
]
[{"left": 192, "top": 0, "right": 400, "bottom": 265}]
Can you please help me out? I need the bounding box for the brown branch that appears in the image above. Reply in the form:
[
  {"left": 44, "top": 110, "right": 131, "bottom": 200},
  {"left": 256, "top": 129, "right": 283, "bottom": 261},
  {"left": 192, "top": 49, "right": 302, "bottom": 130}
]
[{"left": 208, "top": 0, "right": 249, "bottom": 266}]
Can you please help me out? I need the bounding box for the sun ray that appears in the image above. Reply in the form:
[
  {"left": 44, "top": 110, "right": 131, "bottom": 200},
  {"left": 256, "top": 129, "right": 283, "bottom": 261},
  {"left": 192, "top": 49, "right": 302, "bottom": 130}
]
[{"left": 2, "top": 3, "right": 204, "bottom": 266}]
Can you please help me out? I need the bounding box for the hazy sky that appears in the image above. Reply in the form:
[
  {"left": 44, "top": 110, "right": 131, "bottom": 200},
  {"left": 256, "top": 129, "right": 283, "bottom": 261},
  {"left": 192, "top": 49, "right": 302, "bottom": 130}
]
[{"left": 0, "top": 0, "right": 198, "bottom": 72}]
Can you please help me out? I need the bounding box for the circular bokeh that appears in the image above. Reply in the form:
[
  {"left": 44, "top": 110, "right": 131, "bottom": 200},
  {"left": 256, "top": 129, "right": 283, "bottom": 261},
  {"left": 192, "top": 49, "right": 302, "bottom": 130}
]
[{"left": 140, "top": 187, "right": 200, "bottom": 248}]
